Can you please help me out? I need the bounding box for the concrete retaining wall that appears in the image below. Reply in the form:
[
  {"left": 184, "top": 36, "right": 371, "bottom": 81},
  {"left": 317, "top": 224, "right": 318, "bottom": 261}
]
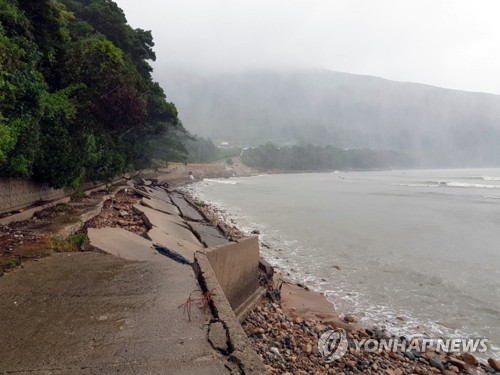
[
  {"left": 204, "top": 237, "right": 261, "bottom": 314},
  {"left": 194, "top": 246, "right": 266, "bottom": 374},
  {"left": 0, "top": 178, "right": 66, "bottom": 214}
]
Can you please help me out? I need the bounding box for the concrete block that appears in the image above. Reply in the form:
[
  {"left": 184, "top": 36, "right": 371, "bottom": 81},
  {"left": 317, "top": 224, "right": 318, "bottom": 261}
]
[
  {"left": 194, "top": 252, "right": 266, "bottom": 374},
  {"left": 204, "top": 237, "right": 260, "bottom": 311},
  {"left": 87, "top": 227, "right": 162, "bottom": 262},
  {"left": 133, "top": 204, "right": 188, "bottom": 229},
  {"left": 141, "top": 197, "right": 180, "bottom": 216},
  {"left": 170, "top": 193, "right": 205, "bottom": 222},
  {"left": 147, "top": 228, "right": 202, "bottom": 261},
  {"left": 133, "top": 204, "right": 202, "bottom": 247},
  {"left": 144, "top": 187, "right": 172, "bottom": 204},
  {"left": 190, "top": 222, "right": 230, "bottom": 247}
]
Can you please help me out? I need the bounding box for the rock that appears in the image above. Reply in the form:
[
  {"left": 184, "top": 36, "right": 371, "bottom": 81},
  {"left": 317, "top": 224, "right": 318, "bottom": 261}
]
[
  {"left": 447, "top": 357, "right": 466, "bottom": 370},
  {"left": 270, "top": 347, "right": 280, "bottom": 356},
  {"left": 345, "top": 360, "right": 356, "bottom": 368},
  {"left": 251, "top": 229, "right": 260, "bottom": 235},
  {"left": 332, "top": 265, "right": 341, "bottom": 270},
  {"left": 343, "top": 314, "right": 357, "bottom": 323},
  {"left": 424, "top": 351, "right": 436, "bottom": 359},
  {"left": 489, "top": 358, "right": 500, "bottom": 371},
  {"left": 402, "top": 351, "right": 415, "bottom": 360},
  {"left": 259, "top": 259, "right": 274, "bottom": 280},
  {"left": 119, "top": 210, "right": 128, "bottom": 217},
  {"left": 460, "top": 352, "right": 478, "bottom": 366},
  {"left": 394, "top": 369, "right": 403, "bottom": 375},
  {"left": 305, "top": 344, "right": 312, "bottom": 353},
  {"left": 429, "top": 357, "right": 445, "bottom": 371}
]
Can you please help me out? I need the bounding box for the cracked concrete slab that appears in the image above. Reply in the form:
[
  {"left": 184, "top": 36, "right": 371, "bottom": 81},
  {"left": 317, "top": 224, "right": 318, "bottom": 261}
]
[
  {"left": 0, "top": 253, "right": 231, "bottom": 374},
  {"left": 141, "top": 196, "right": 180, "bottom": 216},
  {"left": 144, "top": 186, "right": 173, "bottom": 204},
  {"left": 133, "top": 203, "right": 188, "bottom": 229},
  {"left": 190, "top": 222, "right": 231, "bottom": 247},
  {"left": 133, "top": 204, "right": 202, "bottom": 246},
  {"left": 87, "top": 227, "right": 166, "bottom": 263},
  {"left": 170, "top": 193, "right": 205, "bottom": 222},
  {"left": 147, "top": 227, "right": 202, "bottom": 261}
]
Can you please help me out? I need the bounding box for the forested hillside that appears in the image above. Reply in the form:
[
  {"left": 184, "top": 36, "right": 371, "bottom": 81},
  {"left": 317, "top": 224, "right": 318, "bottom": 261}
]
[
  {"left": 158, "top": 69, "right": 500, "bottom": 167},
  {"left": 0, "top": 0, "right": 184, "bottom": 188},
  {"left": 242, "top": 143, "right": 412, "bottom": 171}
]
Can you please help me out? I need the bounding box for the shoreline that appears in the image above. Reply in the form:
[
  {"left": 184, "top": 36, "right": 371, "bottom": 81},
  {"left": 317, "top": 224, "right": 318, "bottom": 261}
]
[{"left": 180, "top": 173, "right": 500, "bottom": 374}]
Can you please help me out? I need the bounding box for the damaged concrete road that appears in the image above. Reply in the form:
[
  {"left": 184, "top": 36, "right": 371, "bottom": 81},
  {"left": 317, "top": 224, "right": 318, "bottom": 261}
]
[
  {"left": 0, "top": 181, "right": 265, "bottom": 374},
  {"left": 0, "top": 252, "right": 234, "bottom": 374}
]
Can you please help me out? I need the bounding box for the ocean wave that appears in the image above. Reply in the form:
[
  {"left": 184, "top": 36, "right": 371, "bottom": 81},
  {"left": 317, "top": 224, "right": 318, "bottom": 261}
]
[
  {"left": 446, "top": 182, "right": 499, "bottom": 189},
  {"left": 203, "top": 178, "right": 238, "bottom": 185},
  {"left": 400, "top": 181, "right": 500, "bottom": 189},
  {"left": 483, "top": 176, "right": 500, "bottom": 181},
  {"left": 399, "top": 183, "right": 439, "bottom": 187}
]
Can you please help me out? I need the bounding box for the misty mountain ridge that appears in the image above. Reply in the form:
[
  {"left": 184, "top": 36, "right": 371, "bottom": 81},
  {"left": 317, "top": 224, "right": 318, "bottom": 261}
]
[{"left": 157, "top": 68, "right": 500, "bottom": 167}]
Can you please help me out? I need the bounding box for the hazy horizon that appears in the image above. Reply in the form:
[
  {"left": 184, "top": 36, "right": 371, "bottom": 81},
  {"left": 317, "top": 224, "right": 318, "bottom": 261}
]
[{"left": 115, "top": 0, "right": 500, "bottom": 95}]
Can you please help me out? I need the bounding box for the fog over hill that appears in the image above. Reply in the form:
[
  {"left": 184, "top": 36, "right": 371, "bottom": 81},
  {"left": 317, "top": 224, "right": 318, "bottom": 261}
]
[{"left": 156, "top": 69, "right": 500, "bottom": 167}]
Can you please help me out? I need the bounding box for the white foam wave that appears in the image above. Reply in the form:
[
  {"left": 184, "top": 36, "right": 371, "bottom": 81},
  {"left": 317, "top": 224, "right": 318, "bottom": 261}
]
[
  {"left": 446, "top": 182, "right": 499, "bottom": 189},
  {"left": 483, "top": 176, "right": 500, "bottom": 181},
  {"left": 399, "top": 183, "right": 440, "bottom": 187},
  {"left": 203, "top": 178, "right": 238, "bottom": 185},
  {"left": 400, "top": 181, "right": 500, "bottom": 189}
]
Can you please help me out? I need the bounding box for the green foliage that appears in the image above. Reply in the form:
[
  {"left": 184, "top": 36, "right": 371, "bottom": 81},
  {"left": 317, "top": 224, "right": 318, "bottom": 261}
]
[
  {"left": 193, "top": 200, "right": 206, "bottom": 208},
  {"left": 185, "top": 136, "right": 219, "bottom": 163},
  {"left": 151, "top": 126, "right": 190, "bottom": 162},
  {"left": 242, "top": 143, "right": 413, "bottom": 171},
  {"left": 67, "top": 233, "right": 86, "bottom": 248},
  {"left": 49, "top": 233, "right": 86, "bottom": 252},
  {"left": 0, "top": 119, "right": 16, "bottom": 162},
  {"left": 50, "top": 236, "right": 77, "bottom": 252},
  {"left": 4, "top": 259, "right": 20, "bottom": 269},
  {"left": 0, "top": 0, "right": 183, "bottom": 187}
]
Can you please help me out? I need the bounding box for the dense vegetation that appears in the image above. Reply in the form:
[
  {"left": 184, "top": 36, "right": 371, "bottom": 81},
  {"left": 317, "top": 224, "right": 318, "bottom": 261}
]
[
  {"left": 184, "top": 136, "right": 240, "bottom": 163},
  {"left": 0, "top": 0, "right": 184, "bottom": 188},
  {"left": 242, "top": 143, "right": 413, "bottom": 171}
]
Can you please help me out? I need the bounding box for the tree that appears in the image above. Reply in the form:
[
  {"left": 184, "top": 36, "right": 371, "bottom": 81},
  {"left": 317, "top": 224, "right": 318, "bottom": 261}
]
[{"left": 0, "top": 0, "right": 184, "bottom": 187}]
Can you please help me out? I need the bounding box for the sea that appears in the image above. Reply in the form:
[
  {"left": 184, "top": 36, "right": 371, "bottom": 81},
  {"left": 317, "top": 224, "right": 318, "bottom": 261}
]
[{"left": 186, "top": 168, "right": 500, "bottom": 359}]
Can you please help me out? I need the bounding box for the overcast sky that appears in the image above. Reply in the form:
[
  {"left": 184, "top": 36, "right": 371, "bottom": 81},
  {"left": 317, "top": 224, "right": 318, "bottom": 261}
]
[{"left": 114, "top": 0, "right": 500, "bottom": 94}]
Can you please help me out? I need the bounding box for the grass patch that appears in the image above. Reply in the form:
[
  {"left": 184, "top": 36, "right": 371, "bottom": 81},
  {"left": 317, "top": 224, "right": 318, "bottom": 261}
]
[
  {"left": 54, "top": 203, "right": 70, "bottom": 212},
  {"left": 50, "top": 237, "right": 77, "bottom": 252},
  {"left": 194, "top": 200, "right": 206, "bottom": 208},
  {"left": 67, "top": 233, "right": 86, "bottom": 248},
  {"left": 43, "top": 249, "right": 55, "bottom": 257},
  {"left": 4, "top": 259, "right": 20, "bottom": 269},
  {"left": 50, "top": 233, "right": 87, "bottom": 252}
]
